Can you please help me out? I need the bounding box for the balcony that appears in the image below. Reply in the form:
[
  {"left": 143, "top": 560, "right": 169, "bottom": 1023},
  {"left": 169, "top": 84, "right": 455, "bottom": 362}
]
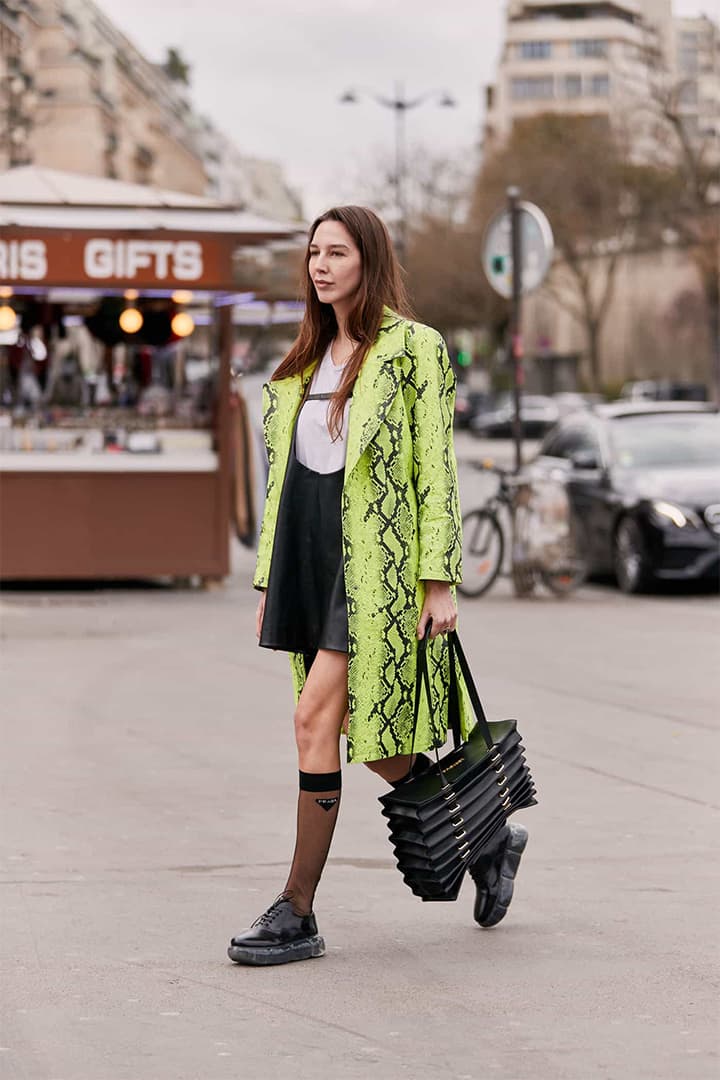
[{"left": 510, "top": 1, "right": 642, "bottom": 21}]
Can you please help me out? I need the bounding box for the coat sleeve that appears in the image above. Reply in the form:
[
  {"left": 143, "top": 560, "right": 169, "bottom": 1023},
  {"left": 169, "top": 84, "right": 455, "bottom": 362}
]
[
  {"left": 406, "top": 324, "right": 463, "bottom": 584},
  {"left": 253, "top": 382, "right": 281, "bottom": 590}
]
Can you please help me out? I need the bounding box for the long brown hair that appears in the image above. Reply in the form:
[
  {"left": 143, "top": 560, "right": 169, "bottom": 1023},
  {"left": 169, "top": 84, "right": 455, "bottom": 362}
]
[{"left": 271, "top": 206, "right": 414, "bottom": 438}]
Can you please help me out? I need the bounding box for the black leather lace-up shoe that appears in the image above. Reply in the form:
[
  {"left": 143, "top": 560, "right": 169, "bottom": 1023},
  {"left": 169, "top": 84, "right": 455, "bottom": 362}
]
[
  {"left": 227, "top": 895, "right": 325, "bottom": 966},
  {"left": 469, "top": 823, "right": 529, "bottom": 928}
]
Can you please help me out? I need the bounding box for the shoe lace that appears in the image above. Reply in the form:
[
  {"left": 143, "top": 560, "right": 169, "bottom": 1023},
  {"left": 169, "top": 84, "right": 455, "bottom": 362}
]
[{"left": 251, "top": 893, "right": 290, "bottom": 929}]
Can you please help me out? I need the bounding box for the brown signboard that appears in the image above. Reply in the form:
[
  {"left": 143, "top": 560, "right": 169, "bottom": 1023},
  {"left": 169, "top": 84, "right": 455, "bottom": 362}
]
[{"left": 0, "top": 229, "right": 236, "bottom": 290}]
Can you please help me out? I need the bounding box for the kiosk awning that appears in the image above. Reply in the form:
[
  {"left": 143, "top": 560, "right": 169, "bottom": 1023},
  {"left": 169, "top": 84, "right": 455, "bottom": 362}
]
[
  {"left": 0, "top": 166, "right": 303, "bottom": 235},
  {"left": 0, "top": 167, "right": 305, "bottom": 291}
]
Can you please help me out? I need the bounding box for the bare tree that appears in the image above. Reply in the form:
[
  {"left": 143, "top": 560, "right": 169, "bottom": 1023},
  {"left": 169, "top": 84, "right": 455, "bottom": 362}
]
[
  {"left": 405, "top": 216, "right": 500, "bottom": 335},
  {"left": 470, "top": 114, "right": 661, "bottom": 392},
  {"left": 631, "top": 29, "right": 720, "bottom": 400},
  {"left": 341, "top": 147, "right": 496, "bottom": 334}
]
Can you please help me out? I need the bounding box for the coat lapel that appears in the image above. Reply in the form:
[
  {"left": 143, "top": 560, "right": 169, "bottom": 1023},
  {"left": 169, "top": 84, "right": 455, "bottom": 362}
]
[
  {"left": 263, "top": 362, "right": 317, "bottom": 465},
  {"left": 345, "top": 308, "right": 406, "bottom": 476}
]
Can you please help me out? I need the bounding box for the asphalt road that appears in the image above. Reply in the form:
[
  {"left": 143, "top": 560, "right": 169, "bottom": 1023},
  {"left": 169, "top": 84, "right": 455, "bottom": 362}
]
[{"left": 1, "top": 547, "right": 718, "bottom": 1080}]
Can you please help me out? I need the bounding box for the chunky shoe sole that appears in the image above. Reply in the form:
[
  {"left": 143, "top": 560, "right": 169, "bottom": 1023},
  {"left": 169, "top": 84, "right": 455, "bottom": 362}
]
[
  {"left": 474, "top": 823, "right": 528, "bottom": 928},
  {"left": 227, "top": 934, "right": 325, "bottom": 966}
]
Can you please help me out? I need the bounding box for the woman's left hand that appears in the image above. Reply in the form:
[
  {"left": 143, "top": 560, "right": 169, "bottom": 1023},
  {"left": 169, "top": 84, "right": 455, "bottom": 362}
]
[{"left": 417, "top": 581, "right": 457, "bottom": 640}]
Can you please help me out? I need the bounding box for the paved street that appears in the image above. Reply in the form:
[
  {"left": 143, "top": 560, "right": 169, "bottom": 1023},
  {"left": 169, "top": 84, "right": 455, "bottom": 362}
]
[{"left": 1, "top": 547, "right": 718, "bottom": 1080}]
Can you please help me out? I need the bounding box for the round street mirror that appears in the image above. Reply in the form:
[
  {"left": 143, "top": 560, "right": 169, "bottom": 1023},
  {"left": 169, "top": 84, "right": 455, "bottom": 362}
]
[{"left": 482, "top": 201, "right": 554, "bottom": 299}]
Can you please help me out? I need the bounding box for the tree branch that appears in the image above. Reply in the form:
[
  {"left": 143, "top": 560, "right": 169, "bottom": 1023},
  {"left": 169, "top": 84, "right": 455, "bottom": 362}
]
[{"left": 596, "top": 254, "right": 621, "bottom": 326}]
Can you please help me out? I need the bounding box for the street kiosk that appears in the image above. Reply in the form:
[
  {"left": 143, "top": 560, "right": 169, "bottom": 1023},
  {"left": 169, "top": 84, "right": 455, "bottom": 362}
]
[{"left": 0, "top": 167, "right": 301, "bottom": 582}]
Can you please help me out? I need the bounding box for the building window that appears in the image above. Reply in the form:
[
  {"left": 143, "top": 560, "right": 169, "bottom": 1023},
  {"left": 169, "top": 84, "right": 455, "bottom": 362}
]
[
  {"left": 133, "top": 144, "right": 155, "bottom": 185},
  {"left": 572, "top": 39, "right": 608, "bottom": 58},
  {"left": 678, "top": 48, "right": 699, "bottom": 75},
  {"left": 678, "top": 80, "right": 699, "bottom": 106},
  {"left": 588, "top": 74, "right": 610, "bottom": 97},
  {"left": 564, "top": 74, "right": 583, "bottom": 98},
  {"left": 511, "top": 76, "right": 555, "bottom": 101},
  {"left": 517, "top": 41, "right": 553, "bottom": 60}
]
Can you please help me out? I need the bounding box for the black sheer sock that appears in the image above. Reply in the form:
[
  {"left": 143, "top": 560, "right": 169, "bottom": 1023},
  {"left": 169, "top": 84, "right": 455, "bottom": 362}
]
[
  {"left": 284, "top": 769, "right": 341, "bottom": 916},
  {"left": 389, "top": 752, "right": 432, "bottom": 789}
]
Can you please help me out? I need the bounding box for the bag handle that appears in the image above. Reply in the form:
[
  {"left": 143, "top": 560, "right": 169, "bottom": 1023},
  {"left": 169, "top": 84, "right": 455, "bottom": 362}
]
[
  {"left": 448, "top": 631, "right": 494, "bottom": 751},
  {"left": 410, "top": 625, "right": 436, "bottom": 758},
  {"left": 411, "top": 625, "right": 494, "bottom": 758}
]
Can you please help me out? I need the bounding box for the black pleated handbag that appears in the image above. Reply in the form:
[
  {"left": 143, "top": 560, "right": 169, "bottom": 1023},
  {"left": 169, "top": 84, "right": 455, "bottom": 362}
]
[{"left": 379, "top": 629, "right": 538, "bottom": 902}]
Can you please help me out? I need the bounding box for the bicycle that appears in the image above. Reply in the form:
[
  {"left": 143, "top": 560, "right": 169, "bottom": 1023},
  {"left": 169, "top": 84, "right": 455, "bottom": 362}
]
[{"left": 458, "top": 460, "right": 587, "bottom": 599}]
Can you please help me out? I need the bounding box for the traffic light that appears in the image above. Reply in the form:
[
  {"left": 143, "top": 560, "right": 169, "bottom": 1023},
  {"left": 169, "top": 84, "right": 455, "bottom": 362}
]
[
  {"left": 457, "top": 350, "right": 472, "bottom": 368},
  {"left": 492, "top": 255, "right": 505, "bottom": 275}
]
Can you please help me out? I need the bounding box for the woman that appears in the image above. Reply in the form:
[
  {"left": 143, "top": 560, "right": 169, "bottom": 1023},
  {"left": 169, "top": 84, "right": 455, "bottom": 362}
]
[{"left": 228, "top": 207, "right": 528, "bottom": 966}]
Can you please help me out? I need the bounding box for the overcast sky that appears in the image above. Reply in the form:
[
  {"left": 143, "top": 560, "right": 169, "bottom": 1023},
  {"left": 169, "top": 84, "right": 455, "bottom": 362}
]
[{"left": 98, "top": 0, "right": 717, "bottom": 218}]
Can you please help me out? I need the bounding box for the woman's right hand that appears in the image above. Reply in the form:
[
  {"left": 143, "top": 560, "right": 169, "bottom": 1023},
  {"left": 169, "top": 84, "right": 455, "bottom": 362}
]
[{"left": 256, "top": 591, "right": 267, "bottom": 641}]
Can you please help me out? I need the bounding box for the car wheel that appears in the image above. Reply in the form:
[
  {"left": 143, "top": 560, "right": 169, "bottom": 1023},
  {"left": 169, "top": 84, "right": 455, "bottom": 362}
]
[{"left": 613, "top": 516, "right": 652, "bottom": 594}]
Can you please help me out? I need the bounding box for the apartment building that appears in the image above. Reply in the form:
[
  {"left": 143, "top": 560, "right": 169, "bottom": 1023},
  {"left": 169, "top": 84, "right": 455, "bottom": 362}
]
[
  {"left": 1, "top": 0, "right": 303, "bottom": 219},
  {"left": 0, "top": 0, "right": 206, "bottom": 190},
  {"left": 484, "top": 0, "right": 675, "bottom": 152},
  {"left": 198, "top": 121, "right": 302, "bottom": 222},
  {"left": 482, "top": 2, "right": 718, "bottom": 392},
  {"left": 0, "top": 0, "right": 33, "bottom": 167},
  {"left": 673, "top": 13, "right": 720, "bottom": 143}
]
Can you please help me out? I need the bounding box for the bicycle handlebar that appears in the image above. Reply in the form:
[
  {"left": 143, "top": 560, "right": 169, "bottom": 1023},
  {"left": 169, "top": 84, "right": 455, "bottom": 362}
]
[
  {"left": 459, "top": 459, "right": 533, "bottom": 487},
  {"left": 459, "top": 458, "right": 503, "bottom": 474},
  {"left": 459, "top": 458, "right": 516, "bottom": 478}
]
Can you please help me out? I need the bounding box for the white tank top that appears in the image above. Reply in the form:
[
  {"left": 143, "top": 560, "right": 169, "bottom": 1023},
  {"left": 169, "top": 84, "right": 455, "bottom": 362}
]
[{"left": 295, "top": 345, "right": 350, "bottom": 474}]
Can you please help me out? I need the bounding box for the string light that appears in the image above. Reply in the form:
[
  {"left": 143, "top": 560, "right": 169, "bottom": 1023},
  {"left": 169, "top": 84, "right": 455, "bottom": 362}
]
[
  {"left": 171, "top": 311, "right": 194, "bottom": 338},
  {"left": 0, "top": 305, "right": 17, "bottom": 331},
  {"left": 119, "top": 307, "right": 143, "bottom": 334}
]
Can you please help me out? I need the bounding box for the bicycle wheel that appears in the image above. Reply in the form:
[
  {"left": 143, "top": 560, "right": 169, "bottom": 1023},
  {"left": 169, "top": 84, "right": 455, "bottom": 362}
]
[
  {"left": 538, "top": 516, "right": 588, "bottom": 596},
  {"left": 458, "top": 509, "right": 504, "bottom": 597}
]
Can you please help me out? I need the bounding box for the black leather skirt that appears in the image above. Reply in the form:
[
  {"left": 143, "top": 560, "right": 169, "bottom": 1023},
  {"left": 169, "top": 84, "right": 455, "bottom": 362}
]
[{"left": 259, "top": 441, "right": 348, "bottom": 657}]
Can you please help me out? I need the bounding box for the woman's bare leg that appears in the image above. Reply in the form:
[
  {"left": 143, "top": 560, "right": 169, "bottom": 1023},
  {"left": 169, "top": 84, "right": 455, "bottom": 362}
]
[
  {"left": 294, "top": 649, "right": 348, "bottom": 772},
  {"left": 365, "top": 755, "right": 416, "bottom": 784},
  {"left": 284, "top": 649, "right": 348, "bottom": 914}
]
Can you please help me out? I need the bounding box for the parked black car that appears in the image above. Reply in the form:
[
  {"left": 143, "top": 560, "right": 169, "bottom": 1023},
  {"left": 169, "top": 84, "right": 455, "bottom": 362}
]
[
  {"left": 530, "top": 403, "right": 720, "bottom": 592},
  {"left": 470, "top": 393, "right": 560, "bottom": 438},
  {"left": 619, "top": 379, "right": 708, "bottom": 402},
  {"left": 553, "top": 391, "right": 604, "bottom": 416},
  {"left": 454, "top": 387, "right": 491, "bottom": 430}
]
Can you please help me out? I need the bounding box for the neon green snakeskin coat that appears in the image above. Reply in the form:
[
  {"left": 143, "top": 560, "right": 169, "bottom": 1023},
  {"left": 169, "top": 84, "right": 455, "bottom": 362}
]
[{"left": 254, "top": 308, "right": 470, "bottom": 763}]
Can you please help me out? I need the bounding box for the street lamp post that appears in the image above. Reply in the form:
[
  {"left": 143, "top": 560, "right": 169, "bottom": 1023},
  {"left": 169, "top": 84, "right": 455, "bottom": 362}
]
[{"left": 340, "top": 83, "right": 455, "bottom": 265}]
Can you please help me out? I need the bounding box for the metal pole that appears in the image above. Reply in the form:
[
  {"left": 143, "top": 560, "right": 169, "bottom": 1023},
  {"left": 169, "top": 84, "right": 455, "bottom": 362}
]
[
  {"left": 508, "top": 186, "right": 523, "bottom": 473},
  {"left": 394, "top": 81, "right": 406, "bottom": 265},
  {"left": 215, "top": 301, "right": 233, "bottom": 580},
  {"left": 712, "top": 297, "right": 720, "bottom": 406}
]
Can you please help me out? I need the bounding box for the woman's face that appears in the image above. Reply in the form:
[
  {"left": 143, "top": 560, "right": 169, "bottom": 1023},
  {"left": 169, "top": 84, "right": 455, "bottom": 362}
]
[{"left": 308, "top": 220, "right": 363, "bottom": 311}]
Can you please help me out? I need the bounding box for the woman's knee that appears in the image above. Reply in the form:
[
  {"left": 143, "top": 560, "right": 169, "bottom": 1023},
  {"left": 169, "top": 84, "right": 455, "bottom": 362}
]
[
  {"left": 293, "top": 698, "right": 337, "bottom": 756},
  {"left": 293, "top": 699, "right": 312, "bottom": 754}
]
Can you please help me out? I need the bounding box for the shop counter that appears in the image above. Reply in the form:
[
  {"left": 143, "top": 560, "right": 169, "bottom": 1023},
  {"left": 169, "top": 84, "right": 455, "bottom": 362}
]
[
  {"left": 0, "top": 450, "right": 218, "bottom": 471},
  {"left": 0, "top": 449, "right": 228, "bottom": 582}
]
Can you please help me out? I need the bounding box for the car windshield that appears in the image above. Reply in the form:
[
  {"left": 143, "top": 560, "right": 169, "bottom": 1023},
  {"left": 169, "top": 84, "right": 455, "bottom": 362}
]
[{"left": 609, "top": 414, "right": 720, "bottom": 468}]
